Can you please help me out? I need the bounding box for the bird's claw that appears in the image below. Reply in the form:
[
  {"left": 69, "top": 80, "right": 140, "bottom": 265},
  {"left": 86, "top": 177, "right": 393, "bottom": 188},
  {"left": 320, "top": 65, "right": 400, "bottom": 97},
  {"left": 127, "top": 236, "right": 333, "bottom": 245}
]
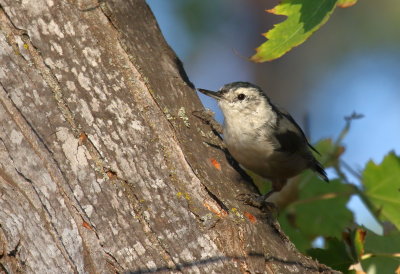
[
  {"left": 236, "top": 193, "right": 277, "bottom": 212},
  {"left": 192, "top": 109, "right": 223, "bottom": 135}
]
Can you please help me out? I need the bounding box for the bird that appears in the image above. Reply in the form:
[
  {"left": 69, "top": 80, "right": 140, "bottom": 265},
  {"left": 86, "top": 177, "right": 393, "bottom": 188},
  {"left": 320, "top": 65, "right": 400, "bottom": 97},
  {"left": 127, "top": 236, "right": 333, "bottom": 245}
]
[{"left": 198, "top": 81, "right": 328, "bottom": 202}]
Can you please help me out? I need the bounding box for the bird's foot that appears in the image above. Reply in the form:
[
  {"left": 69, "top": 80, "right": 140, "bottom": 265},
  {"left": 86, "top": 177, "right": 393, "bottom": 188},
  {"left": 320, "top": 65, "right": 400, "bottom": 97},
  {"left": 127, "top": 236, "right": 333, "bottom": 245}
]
[
  {"left": 192, "top": 109, "right": 223, "bottom": 136},
  {"left": 236, "top": 193, "right": 277, "bottom": 212}
]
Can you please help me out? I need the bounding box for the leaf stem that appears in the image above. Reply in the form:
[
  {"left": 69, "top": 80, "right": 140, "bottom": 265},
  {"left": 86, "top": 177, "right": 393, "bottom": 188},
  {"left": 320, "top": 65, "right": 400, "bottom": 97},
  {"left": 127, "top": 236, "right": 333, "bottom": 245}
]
[{"left": 361, "top": 252, "right": 400, "bottom": 260}]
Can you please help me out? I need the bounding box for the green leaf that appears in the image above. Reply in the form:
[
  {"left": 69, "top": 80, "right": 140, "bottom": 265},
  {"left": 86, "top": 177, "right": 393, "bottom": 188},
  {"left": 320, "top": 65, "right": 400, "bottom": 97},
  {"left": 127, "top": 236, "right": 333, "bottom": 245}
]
[
  {"left": 307, "top": 238, "right": 356, "bottom": 273},
  {"left": 361, "top": 230, "right": 400, "bottom": 274},
  {"left": 251, "top": 0, "right": 337, "bottom": 62},
  {"left": 294, "top": 176, "right": 354, "bottom": 238},
  {"left": 364, "top": 230, "right": 400, "bottom": 254},
  {"left": 362, "top": 257, "right": 400, "bottom": 274},
  {"left": 362, "top": 152, "right": 400, "bottom": 230}
]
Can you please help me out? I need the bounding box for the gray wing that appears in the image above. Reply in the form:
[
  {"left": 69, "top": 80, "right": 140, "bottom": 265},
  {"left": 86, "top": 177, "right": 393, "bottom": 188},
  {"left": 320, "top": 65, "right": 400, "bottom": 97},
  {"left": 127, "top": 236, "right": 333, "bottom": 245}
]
[
  {"left": 273, "top": 121, "right": 307, "bottom": 154},
  {"left": 272, "top": 104, "right": 320, "bottom": 155},
  {"left": 271, "top": 105, "right": 329, "bottom": 182}
]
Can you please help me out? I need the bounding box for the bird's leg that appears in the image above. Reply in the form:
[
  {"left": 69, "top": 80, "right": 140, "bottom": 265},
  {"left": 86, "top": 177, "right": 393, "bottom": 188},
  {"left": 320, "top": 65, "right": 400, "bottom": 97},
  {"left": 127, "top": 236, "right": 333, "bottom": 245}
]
[
  {"left": 266, "top": 179, "right": 287, "bottom": 198},
  {"left": 192, "top": 109, "right": 223, "bottom": 136}
]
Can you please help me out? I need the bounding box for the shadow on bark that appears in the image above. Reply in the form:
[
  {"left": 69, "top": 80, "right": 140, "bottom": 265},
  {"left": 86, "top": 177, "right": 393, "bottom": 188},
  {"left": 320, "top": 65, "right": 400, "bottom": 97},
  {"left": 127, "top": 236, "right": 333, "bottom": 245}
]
[{"left": 127, "top": 253, "right": 336, "bottom": 273}]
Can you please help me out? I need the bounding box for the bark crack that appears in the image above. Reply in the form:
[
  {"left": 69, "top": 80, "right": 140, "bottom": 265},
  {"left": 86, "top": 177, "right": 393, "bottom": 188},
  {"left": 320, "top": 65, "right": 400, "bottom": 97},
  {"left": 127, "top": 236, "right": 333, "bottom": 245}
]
[
  {"left": 68, "top": 193, "right": 125, "bottom": 272},
  {"left": 120, "top": 179, "right": 181, "bottom": 272},
  {"left": 0, "top": 66, "right": 83, "bottom": 273},
  {"left": 0, "top": 263, "right": 8, "bottom": 274},
  {"left": 0, "top": 224, "right": 25, "bottom": 273},
  {"left": 98, "top": 2, "right": 168, "bottom": 119},
  {"left": 0, "top": 5, "right": 83, "bottom": 138},
  {"left": 13, "top": 168, "right": 78, "bottom": 272},
  {"left": 76, "top": 0, "right": 106, "bottom": 12},
  {"left": 6, "top": 240, "right": 20, "bottom": 258}
]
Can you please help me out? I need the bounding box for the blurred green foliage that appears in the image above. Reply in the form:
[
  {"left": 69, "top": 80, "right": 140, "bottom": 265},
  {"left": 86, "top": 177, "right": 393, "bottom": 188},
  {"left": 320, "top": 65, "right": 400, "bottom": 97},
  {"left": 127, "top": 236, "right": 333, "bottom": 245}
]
[
  {"left": 292, "top": 177, "right": 353, "bottom": 238},
  {"left": 173, "top": 0, "right": 225, "bottom": 40},
  {"left": 307, "top": 238, "right": 355, "bottom": 273},
  {"left": 363, "top": 152, "right": 400, "bottom": 230},
  {"left": 362, "top": 230, "right": 400, "bottom": 273}
]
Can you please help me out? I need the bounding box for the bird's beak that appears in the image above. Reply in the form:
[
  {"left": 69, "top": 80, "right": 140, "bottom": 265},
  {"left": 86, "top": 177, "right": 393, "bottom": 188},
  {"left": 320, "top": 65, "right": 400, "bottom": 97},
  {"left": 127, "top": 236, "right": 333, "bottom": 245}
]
[{"left": 198, "top": 88, "right": 222, "bottom": 100}]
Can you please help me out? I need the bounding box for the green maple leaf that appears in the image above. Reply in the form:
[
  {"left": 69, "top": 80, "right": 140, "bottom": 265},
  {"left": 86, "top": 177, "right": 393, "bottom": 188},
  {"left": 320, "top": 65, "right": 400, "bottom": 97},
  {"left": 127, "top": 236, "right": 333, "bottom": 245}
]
[
  {"left": 294, "top": 177, "right": 354, "bottom": 238},
  {"left": 361, "top": 229, "right": 400, "bottom": 274},
  {"left": 362, "top": 152, "right": 400, "bottom": 230},
  {"left": 251, "top": 0, "right": 338, "bottom": 62}
]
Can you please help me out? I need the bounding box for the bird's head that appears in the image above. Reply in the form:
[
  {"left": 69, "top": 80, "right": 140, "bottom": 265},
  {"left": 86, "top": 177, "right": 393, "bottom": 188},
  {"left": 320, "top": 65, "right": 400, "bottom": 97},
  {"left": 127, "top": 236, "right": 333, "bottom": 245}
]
[{"left": 198, "top": 82, "right": 273, "bottom": 120}]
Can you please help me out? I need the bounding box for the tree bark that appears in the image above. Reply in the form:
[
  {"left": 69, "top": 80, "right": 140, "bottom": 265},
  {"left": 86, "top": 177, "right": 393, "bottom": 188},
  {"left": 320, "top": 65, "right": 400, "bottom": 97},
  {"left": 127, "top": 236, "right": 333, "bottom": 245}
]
[{"left": 0, "top": 0, "right": 336, "bottom": 273}]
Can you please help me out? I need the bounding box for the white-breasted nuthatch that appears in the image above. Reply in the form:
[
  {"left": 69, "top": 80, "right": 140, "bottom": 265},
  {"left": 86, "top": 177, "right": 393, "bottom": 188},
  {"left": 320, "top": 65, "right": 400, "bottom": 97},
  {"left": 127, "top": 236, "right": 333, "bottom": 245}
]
[{"left": 198, "top": 82, "right": 328, "bottom": 200}]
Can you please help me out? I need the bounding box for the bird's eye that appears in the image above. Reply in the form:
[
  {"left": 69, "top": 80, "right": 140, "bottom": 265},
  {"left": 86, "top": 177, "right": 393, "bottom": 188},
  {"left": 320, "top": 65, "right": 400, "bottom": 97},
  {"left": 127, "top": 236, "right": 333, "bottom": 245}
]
[{"left": 237, "top": 94, "right": 246, "bottom": 100}]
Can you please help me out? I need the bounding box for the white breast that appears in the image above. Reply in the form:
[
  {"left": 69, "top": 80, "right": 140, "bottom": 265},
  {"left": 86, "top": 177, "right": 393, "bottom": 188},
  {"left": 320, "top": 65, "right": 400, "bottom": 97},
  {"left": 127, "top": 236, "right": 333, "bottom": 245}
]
[
  {"left": 224, "top": 122, "right": 274, "bottom": 169},
  {"left": 221, "top": 99, "right": 278, "bottom": 176}
]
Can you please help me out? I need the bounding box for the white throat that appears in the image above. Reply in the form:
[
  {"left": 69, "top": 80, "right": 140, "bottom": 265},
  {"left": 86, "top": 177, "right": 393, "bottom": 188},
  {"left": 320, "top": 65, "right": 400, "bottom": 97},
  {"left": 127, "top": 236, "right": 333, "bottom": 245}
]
[{"left": 220, "top": 97, "right": 276, "bottom": 133}]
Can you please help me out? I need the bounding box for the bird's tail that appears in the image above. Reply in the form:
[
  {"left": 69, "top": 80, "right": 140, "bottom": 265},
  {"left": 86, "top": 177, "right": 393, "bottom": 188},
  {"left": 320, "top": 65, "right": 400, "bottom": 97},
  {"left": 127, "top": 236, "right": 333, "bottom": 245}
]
[{"left": 312, "top": 160, "right": 329, "bottom": 182}]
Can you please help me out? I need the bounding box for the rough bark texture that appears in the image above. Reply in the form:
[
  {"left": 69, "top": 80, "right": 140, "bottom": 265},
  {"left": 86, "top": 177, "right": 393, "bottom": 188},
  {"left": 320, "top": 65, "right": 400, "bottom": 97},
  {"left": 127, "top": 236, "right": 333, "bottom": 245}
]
[{"left": 0, "top": 0, "right": 337, "bottom": 273}]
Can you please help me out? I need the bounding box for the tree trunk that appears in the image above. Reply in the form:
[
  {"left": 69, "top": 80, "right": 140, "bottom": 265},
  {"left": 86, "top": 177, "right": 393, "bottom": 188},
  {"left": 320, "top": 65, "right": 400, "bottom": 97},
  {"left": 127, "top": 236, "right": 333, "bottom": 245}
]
[{"left": 0, "top": 0, "right": 336, "bottom": 273}]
